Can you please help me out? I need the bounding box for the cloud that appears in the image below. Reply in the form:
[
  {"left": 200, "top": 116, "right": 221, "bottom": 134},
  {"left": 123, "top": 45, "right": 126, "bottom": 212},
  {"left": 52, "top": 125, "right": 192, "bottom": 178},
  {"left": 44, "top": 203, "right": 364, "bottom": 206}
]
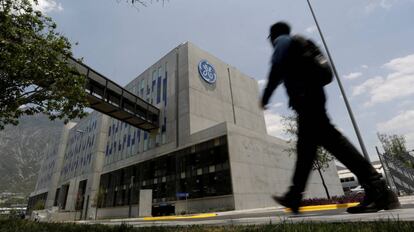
[
  {"left": 377, "top": 110, "right": 414, "bottom": 148},
  {"left": 352, "top": 76, "right": 383, "bottom": 96},
  {"left": 269, "top": 102, "right": 283, "bottom": 109},
  {"left": 365, "top": 0, "right": 397, "bottom": 12},
  {"left": 33, "top": 0, "right": 63, "bottom": 13},
  {"left": 344, "top": 72, "right": 362, "bottom": 80},
  {"left": 258, "top": 79, "right": 266, "bottom": 87},
  {"left": 384, "top": 53, "right": 414, "bottom": 73},
  {"left": 257, "top": 79, "right": 267, "bottom": 92},
  {"left": 305, "top": 25, "right": 317, "bottom": 34},
  {"left": 361, "top": 65, "right": 369, "bottom": 69},
  {"left": 351, "top": 54, "right": 414, "bottom": 106},
  {"left": 264, "top": 111, "right": 285, "bottom": 138}
]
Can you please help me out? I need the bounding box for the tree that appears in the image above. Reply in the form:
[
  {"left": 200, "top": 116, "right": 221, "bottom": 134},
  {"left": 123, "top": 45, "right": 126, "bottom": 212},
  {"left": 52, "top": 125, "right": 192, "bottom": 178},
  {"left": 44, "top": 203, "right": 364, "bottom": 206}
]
[
  {"left": 0, "top": 0, "right": 88, "bottom": 130},
  {"left": 32, "top": 199, "right": 45, "bottom": 211},
  {"left": 118, "top": 0, "right": 168, "bottom": 10},
  {"left": 378, "top": 133, "right": 413, "bottom": 169},
  {"left": 92, "top": 187, "right": 105, "bottom": 220},
  {"left": 282, "top": 114, "right": 334, "bottom": 199}
]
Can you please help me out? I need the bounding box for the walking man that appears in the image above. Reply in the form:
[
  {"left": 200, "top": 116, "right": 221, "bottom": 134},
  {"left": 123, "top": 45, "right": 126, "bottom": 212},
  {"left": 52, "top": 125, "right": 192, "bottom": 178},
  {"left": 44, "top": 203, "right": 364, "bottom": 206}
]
[{"left": 260, "top": 21, "right": 400, "bottom": 214}]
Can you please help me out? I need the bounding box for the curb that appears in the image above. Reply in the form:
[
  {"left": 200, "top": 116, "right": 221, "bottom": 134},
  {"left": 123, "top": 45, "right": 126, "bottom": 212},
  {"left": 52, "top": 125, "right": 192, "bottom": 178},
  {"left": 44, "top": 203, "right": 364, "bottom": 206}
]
[
  {"left": 216, "top": 207, "right": 285, "bottom": 216},
  {"left": 143, "top": 213, "right": 218, "bottom": 221},
  {"left": 285, "top": 202, "right": 359, "bottom": 213}
]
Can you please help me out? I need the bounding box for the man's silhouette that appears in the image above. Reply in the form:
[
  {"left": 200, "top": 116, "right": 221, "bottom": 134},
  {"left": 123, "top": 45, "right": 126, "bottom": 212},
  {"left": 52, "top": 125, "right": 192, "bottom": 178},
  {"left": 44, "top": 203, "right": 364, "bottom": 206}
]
[{"left": 260, "top": 21, "right": 400, "bottom": 214}]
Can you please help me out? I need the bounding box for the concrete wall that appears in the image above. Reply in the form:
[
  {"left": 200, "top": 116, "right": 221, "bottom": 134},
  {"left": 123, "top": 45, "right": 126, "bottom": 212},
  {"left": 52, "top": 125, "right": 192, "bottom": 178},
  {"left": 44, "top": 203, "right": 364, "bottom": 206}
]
[
  {"left": 175, "top": 195, "right": 234, "bottom": 214},
  {"left": 96, "top": 205, "right": 138, "bottom": 219},
  {"left": 85, "top": 115, "right": 110, "bottom": 219},
  {"left": 226, "top": 123, "right": 343, "bottom": 210},
  {"left": 138, "top": 189, "right": 152, "bottom": 217},
  {"left": 306, "top": 163, "right": 344, "bottom": 198},
  {"left": 186, "top": 42, "right": 266, "bottom": 138}
]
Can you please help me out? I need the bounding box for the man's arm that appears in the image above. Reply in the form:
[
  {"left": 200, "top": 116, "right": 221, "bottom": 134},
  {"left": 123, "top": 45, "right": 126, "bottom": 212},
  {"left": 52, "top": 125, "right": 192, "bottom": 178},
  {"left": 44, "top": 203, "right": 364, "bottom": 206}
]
[{"left": 261, "top": 35, "right": 292, "bottom": 109}]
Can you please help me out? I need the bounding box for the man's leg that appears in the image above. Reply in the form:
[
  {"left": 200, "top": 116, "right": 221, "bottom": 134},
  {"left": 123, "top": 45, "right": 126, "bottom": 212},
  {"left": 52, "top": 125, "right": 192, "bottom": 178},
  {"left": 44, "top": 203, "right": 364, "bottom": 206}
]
[
  {"left": 320, "top": 123, "right": 400, "bottom": 213},
  {"left": 291, "top": 116, "right": 319, "bottom": 194},
  {"left": 274, "top": 113, "right": 318, "bottom": 213},
  {"left": 320, "top": 124, "right": 379, "bottom": 183}
]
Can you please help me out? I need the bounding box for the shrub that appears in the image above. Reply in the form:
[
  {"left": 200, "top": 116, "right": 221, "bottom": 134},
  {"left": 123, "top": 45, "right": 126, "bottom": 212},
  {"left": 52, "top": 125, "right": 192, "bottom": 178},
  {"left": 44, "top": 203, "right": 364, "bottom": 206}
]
[{"left": 301, "top": 194, "right": 364, "bottom": 206}]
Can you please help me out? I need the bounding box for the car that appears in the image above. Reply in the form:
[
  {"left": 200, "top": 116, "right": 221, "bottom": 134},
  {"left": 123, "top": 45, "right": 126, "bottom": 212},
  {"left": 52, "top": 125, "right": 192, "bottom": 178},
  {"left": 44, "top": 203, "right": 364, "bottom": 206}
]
[{"left": 350, "top": 185, "right": 365, "bottom": 194}]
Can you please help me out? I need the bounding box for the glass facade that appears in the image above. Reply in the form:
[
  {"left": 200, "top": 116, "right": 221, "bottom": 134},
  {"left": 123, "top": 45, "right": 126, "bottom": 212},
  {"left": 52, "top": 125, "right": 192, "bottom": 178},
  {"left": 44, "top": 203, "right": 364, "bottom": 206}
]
[
  {"left": 36, "top": 145, "right": 59, "bottom": 190},
  {"left": 60, "top": 114, "right": 99, "bottom": 182},
  {"left": 98, "top": 136, "right": 232, "bottom": 208},
  {"left": 105, "top": 62, "right": 169, "bottom": 166}
]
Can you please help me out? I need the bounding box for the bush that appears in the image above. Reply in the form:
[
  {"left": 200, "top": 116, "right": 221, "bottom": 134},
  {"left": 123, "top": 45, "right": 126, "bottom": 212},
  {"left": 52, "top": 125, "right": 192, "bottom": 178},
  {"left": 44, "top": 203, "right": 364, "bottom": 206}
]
[
  {"left": 301, "top": 194, "right": 364, "bottom": 206},
  {"left": 33, "top": 200, "right": 46, "bottom": 211}
]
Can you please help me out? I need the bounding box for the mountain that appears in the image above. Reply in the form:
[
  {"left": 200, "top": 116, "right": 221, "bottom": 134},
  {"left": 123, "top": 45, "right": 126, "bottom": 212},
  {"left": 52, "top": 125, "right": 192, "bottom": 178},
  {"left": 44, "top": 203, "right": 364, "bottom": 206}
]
[{"left": 0, "top": 114, "right": 64, "bottom": 196}]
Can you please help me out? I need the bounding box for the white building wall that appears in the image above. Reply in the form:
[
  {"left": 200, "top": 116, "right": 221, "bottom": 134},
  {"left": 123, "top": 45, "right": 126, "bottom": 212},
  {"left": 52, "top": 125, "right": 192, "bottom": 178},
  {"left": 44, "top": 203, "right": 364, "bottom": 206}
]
[
  {"left": 227, "top": 123, "right": 343, "bottom": 210},
  {"left": 186, "top": 42, "right": 266, "bottom": 136}
]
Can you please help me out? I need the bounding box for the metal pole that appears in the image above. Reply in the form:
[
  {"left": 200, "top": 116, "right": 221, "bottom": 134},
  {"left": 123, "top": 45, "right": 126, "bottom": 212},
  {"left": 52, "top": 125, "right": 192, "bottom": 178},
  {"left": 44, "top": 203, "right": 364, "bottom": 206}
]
[
  {"left": 376, "top": 147, "right": 394, "bottom": 189},
  {"left": 306, "top": 0, "right": 370, "bottom": 162},
  {"left": 129, "top": 175, "right": 135, "bottom": 218}
]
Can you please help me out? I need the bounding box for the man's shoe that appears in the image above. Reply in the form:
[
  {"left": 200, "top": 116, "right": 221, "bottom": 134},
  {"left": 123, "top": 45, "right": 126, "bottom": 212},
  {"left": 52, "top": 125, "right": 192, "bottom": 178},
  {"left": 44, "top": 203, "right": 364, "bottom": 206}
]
[
  {"left": 347, "top": 179, "right": 401, "bottom": 214},
  {"left": 272, "top": 193, "right": 301, "bottom": 214}
]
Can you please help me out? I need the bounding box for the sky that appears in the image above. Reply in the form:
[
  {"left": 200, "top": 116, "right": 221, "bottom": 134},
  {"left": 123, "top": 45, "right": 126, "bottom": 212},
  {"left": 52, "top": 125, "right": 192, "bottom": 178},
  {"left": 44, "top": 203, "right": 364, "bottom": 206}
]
[{"left": 36, "top": 0, "right": 414, "bottom": 162}]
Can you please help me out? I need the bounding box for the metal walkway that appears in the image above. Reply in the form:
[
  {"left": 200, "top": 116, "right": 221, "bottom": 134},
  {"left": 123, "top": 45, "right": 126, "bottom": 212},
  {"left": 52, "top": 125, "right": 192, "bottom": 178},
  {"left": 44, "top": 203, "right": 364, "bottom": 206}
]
[{"left": 68, "top": 57, "right": 159, "bottom": 131}]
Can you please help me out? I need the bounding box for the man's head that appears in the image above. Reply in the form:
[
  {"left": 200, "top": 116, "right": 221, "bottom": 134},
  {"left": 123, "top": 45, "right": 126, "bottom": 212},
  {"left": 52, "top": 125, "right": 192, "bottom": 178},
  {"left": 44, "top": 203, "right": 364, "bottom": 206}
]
[{"left": 269, "top": 21, "right": 291, "bottom": 43}]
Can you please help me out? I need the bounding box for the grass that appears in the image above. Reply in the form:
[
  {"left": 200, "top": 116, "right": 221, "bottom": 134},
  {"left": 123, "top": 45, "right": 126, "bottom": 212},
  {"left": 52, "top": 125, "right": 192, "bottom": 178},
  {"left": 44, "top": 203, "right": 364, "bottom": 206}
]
[{"left": 0, "top": 219, "right": 414, "bottom": 232}]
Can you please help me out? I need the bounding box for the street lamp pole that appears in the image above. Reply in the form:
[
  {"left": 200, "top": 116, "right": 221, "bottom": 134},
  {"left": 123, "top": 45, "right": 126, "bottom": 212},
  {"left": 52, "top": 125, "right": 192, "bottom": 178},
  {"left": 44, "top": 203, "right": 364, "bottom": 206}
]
[{"left": 306, "top": 0, "right": 371, "bottom": 162}]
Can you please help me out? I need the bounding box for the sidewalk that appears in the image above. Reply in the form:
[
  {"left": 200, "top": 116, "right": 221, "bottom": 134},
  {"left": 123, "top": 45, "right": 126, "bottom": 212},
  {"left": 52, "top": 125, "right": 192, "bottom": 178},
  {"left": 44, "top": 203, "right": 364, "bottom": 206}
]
[{"left": 77, "top": 195, "right": 414, "bottom": 223}]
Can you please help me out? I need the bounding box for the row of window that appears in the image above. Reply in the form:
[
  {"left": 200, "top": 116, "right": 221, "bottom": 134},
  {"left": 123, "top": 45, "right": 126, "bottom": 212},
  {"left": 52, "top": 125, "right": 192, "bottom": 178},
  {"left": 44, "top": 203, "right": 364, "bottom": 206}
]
[
  {"left": 340, "top": 177, "right": 356, "bottom": 183},
  {"left": 61, "top": 116, "right": 100, "bottom": 179},
  {"left": 98, "top": 136, "right": 231, "bottom": 208},
  {"left": 104, "top": 64, "right": 169, "bottom": 165}
]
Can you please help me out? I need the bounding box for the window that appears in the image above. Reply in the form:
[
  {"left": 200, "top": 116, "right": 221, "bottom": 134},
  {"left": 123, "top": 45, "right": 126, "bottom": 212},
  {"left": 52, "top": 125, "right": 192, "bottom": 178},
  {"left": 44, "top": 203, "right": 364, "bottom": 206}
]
[
  {"left": 157, "top": 76, "right": 161, "bottom": 104},
  {"left": 162, "top": 76, "right": 167, "bottom": 104},
  {"left": 98, "top": 136, "right": 230, "bottom": 207}
]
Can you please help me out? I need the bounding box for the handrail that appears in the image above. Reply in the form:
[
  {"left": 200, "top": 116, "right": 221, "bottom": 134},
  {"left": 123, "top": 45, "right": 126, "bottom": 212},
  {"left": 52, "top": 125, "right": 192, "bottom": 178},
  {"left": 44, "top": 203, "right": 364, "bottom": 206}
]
[{"left": 67, "top": 57, "right": 160, "bottom": 131}]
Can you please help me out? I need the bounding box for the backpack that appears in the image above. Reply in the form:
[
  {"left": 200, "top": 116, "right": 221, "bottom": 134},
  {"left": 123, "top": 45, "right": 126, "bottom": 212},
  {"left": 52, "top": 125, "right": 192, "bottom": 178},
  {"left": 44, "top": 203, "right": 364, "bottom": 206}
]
[{"left": 292, "top": 35, "right": 333, "bottom": 86}]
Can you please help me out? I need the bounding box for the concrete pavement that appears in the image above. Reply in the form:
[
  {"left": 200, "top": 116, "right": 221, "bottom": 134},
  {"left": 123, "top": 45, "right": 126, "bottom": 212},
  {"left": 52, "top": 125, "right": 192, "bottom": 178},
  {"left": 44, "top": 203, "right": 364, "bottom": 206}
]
[{"left": 77, "top": 196, "right": 414, "bottom": 227}]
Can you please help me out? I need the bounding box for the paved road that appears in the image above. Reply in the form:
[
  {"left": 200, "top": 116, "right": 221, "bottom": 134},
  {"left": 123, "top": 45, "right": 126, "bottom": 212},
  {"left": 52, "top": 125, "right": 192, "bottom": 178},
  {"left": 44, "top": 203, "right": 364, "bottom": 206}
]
[{"left": 82, "top": 204, "right": 414, "bottom": 227}]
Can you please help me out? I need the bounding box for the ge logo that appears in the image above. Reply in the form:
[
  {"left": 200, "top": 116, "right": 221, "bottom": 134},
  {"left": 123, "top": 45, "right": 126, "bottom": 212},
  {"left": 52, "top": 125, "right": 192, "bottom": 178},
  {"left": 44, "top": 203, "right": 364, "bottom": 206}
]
[{"left": 198, "top": 60, "right": 217, "bottom": 84}]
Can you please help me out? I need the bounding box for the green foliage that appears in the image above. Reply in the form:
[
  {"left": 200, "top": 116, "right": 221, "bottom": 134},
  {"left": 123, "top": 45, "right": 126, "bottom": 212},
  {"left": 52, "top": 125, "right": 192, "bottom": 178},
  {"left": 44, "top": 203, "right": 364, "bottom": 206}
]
[
  {"left": 0, "top": 0, "right": 88, "bottom": 130},
  {"left": 93, "top": 187, "right": 105, "bottom": 208},
  {"left": 378, "top": 133, "right": 413, "bottom": 168},
  {"left": 281, "top": 114, "right": 334, "bottom": 172},
  {"left": 32, "top": 199, "right": 45, "bottom": 211},
  {"left": 1, "top": 219, "right": 414, "bottom": 232}
]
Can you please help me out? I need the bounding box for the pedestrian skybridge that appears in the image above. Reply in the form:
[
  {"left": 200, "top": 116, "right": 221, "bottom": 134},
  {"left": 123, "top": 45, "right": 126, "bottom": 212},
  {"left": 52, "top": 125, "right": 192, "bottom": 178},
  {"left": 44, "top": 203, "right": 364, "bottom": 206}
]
[{"left": 68, "top": 57, "right": 159, "bottom": 131}]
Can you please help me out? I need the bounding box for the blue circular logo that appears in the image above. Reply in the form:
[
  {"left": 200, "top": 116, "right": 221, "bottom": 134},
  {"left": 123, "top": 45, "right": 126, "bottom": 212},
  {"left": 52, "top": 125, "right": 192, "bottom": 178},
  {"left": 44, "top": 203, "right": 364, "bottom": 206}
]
[{"left": 198, "top": 60, "right": 217, "bottom": 84}]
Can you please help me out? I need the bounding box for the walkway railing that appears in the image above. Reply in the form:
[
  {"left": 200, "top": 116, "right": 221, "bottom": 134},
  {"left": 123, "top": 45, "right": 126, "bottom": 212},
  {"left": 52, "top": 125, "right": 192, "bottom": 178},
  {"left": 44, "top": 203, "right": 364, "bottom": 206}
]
[{"left": 68, "top": 57, "right": 159, "bottom": 131}]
